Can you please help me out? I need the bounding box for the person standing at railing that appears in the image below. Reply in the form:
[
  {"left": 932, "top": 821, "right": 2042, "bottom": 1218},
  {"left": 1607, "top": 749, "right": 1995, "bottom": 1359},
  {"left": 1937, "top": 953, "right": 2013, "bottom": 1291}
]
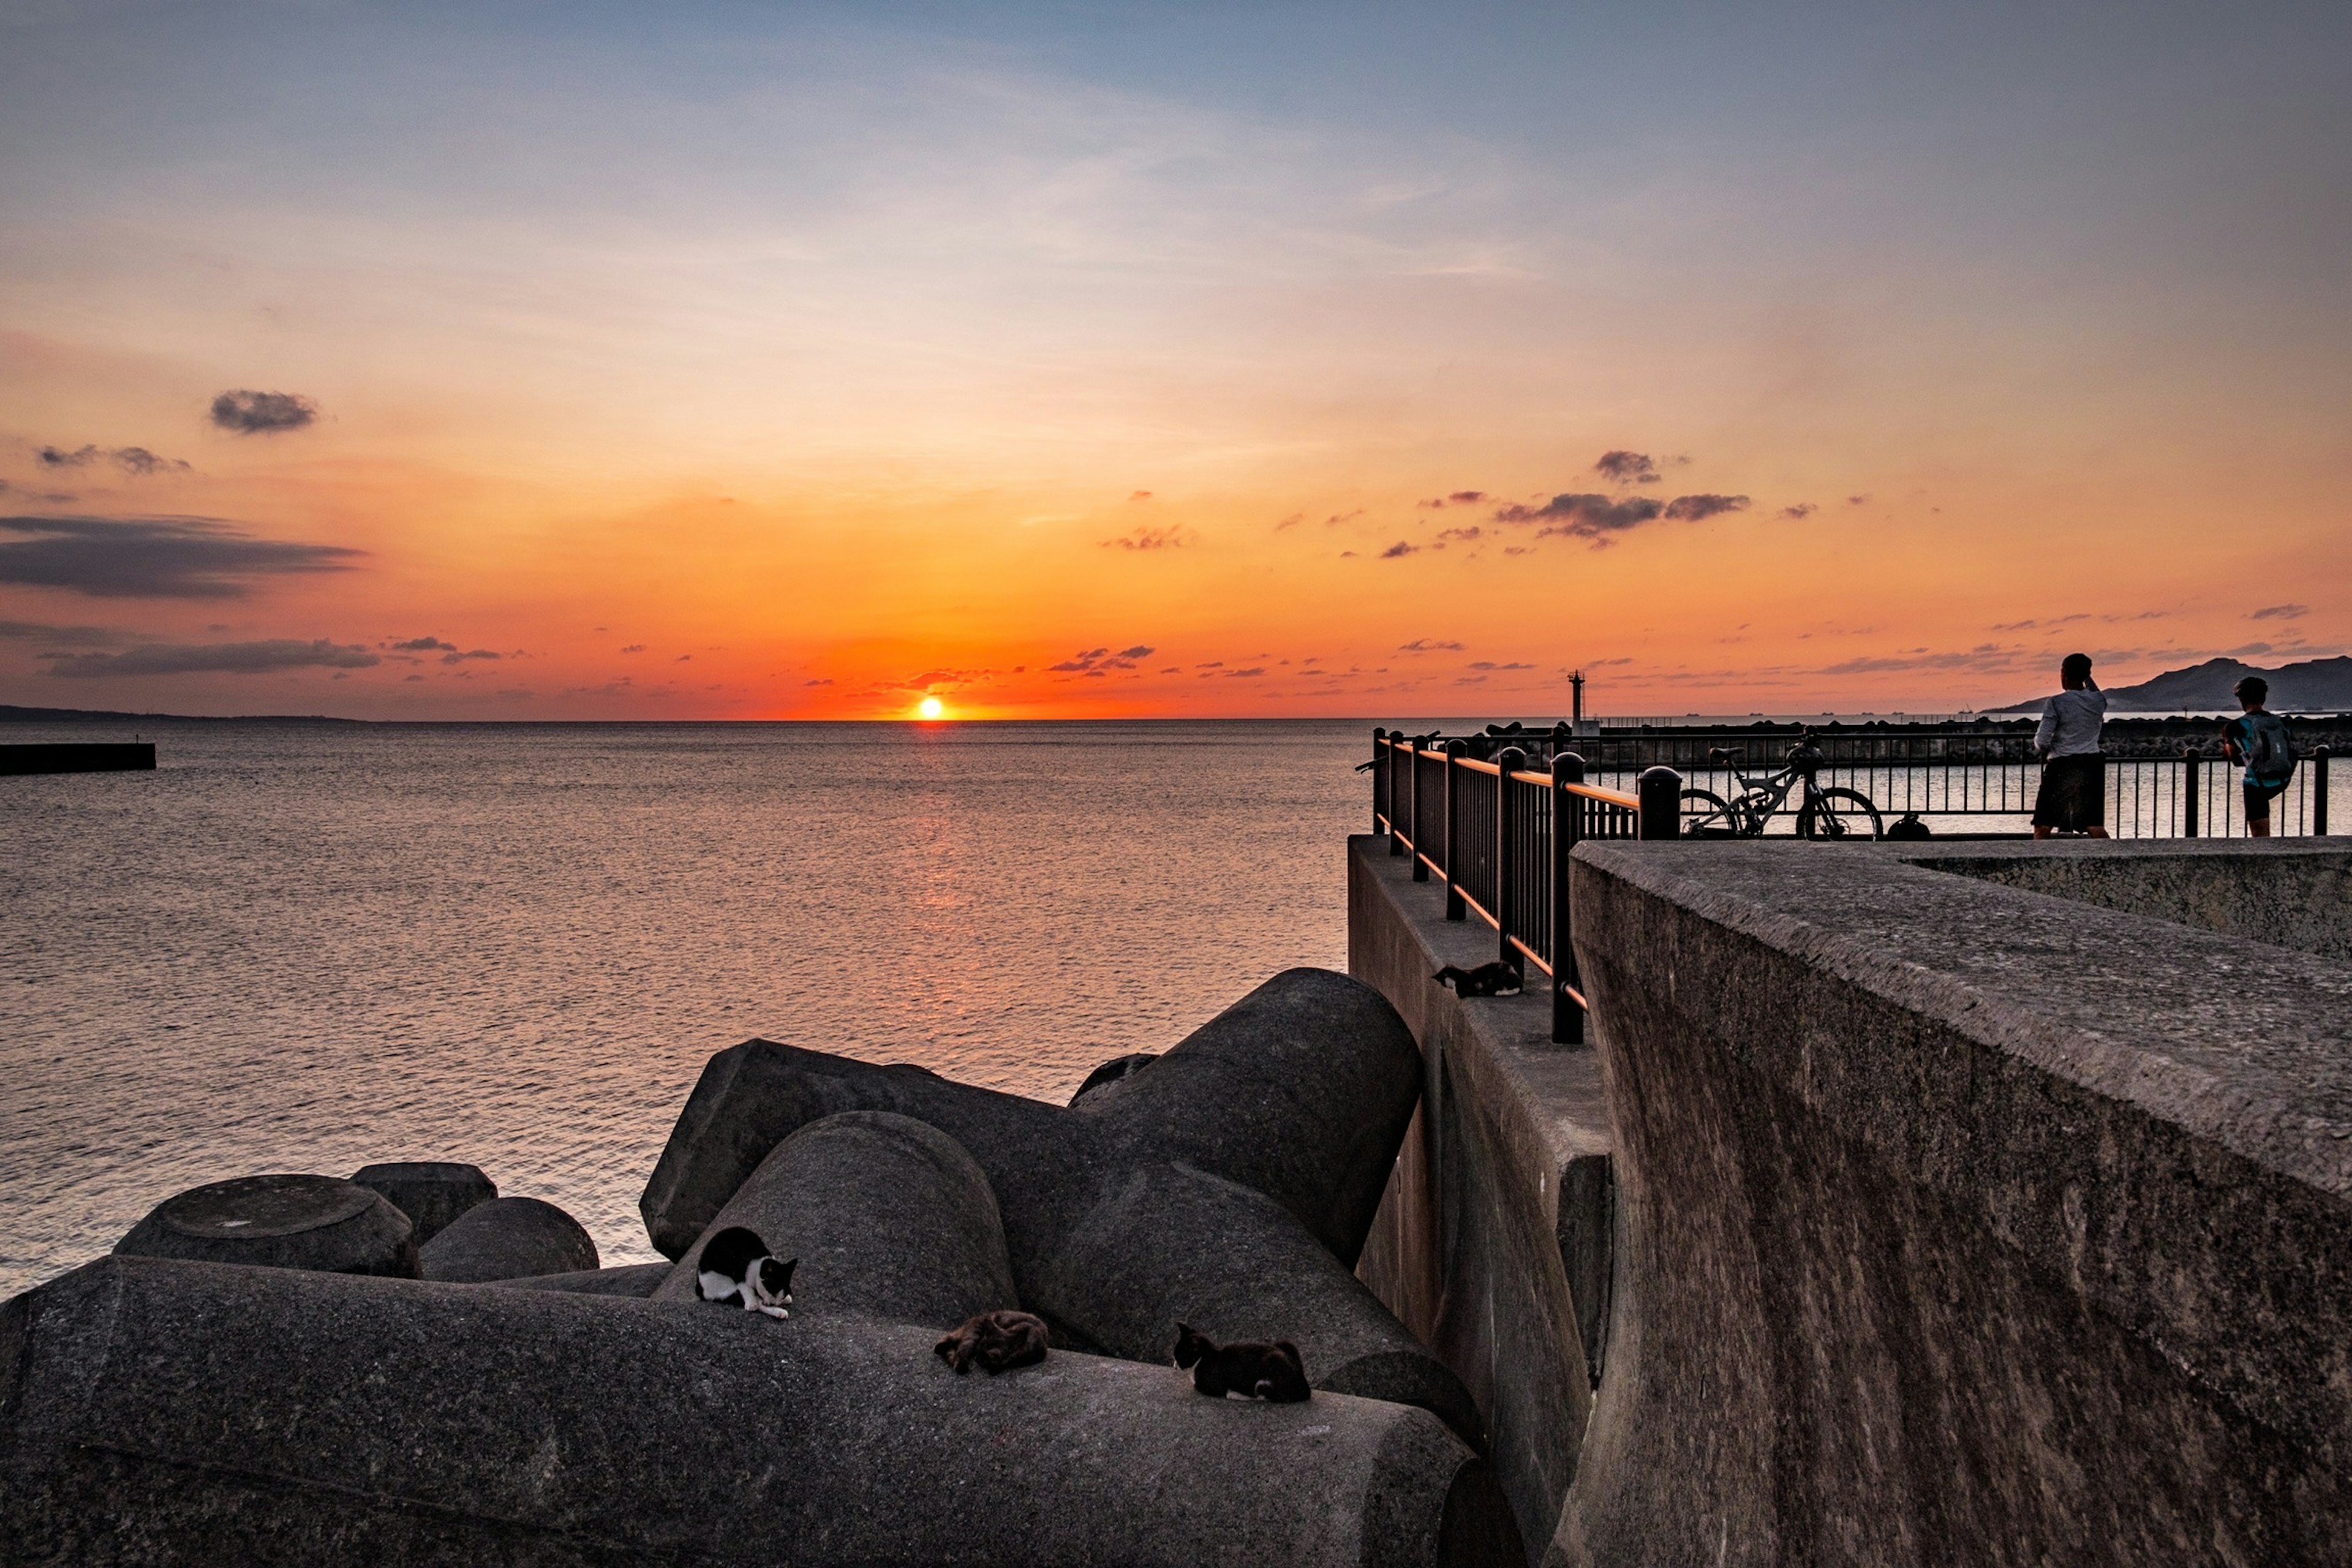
[
  {"left": 2221, "top": 676, "right": 2296, "bottom": 838},
  {"left": 2031, "top": 652, "right": 2110, "bottom": 839}
]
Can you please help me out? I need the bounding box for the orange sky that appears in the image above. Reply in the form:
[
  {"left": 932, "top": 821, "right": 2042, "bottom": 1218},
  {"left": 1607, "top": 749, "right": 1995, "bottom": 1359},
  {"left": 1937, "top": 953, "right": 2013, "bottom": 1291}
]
[{"left": 2, "top": 5, "right": 2345, "bottom": 720}]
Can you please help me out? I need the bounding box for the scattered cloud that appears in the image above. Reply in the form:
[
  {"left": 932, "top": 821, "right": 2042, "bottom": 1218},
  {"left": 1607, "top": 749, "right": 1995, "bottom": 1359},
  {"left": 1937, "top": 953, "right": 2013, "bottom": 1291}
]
[
  {"left": 620, "top": 644, "right": 644, "bottom": 654},
  {"left": 804, "top": 677, "right": 833, "bottom": 687},
  {"left": 1594, "top": 450, "right": 1660, "bottom": 484},
  {"left": 1815, "top": 644, "right": 2022, "bottom": 675},
  {"left": 1324, "top": 510, "right": 1363, "bottom": 527},
  {"left": 40, "top": 443, "right": 191, "bottom": 477},
  {"left": 1224, "top": 666, "right": 1267, "bottom": 677},
  {"left": 1398, "top": 638, "right": 1464, "bottom": 653},
  {"left": 1847, "top": 494, "right": 1869, "bottom": 505},
  {"left": 1990, "top": 614, "right": 2090, "bottom": 632},
  {"left": 2249, "top": 604, "right": 2309, "bottom": 621},
  {"left": 0, "top": 514, "right": 361, "bottom": 598},
  {"left": 390, "top": 636, "right": 456, "bottom": 652},
  {"left": 1493, "top": 493, "right": 1662, "bottom": 541},
  {"left": 1379, "top": 540, "right": 1417, "bottom": 558},
  {"left": 1436, "top": 526, "right": 1483, "bottom": 543},
  {"left": 1128, "top": 490, "right": 1152, "bottom": 502},
  {"left": 674, "top": 653, "right": 692, "bottom": 662},
  {"left": 0, "top": 619, "right": 132, "bottom": 646},
  {"left": 40, "top": 638, "right": 380, "bottom": 678},
  {"left": 209, "top": 390, "right": 318, "bottom": 434},
  {"left": 1468, "top": 660, "right": 1536, "bottom": 671},
  {"left": 1104, "top": 524, "right": 1191, "bottom": 550},
  {"left": 1274, "top": 512, "right": 1304, "bottom": 530},
  {"left": 1662, "top": 493, "right": 1750, "bottom": 522},
  {"left": 1047, "top": 648, "right": 1155, "bottom": 673},
  {"left": 1779, "top": 503, "right": 1817, "bottom": 521},
  {"left": 1417, "top": 489, "right": 1490, "bottom": 510},
  {"left": 446, "top": 648, "right": 503, "bottom": 664}
]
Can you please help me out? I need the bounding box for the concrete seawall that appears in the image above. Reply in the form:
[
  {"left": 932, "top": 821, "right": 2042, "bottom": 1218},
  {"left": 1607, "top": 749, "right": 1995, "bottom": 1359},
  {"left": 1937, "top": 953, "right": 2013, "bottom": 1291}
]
[{"left": 1353, "top": 831, "right": 2352, "bottom": 1564}]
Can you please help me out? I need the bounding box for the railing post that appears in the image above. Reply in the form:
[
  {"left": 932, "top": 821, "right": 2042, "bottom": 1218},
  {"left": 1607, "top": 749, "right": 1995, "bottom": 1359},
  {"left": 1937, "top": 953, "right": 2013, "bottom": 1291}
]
[
  {"left": 1409, "top": 739, "right": 1427, "bottom": 879},
  {"left": 1496, "top": 747, "right": 1525, "bottom": 966},
  {"left": 1387, "top": 736, "right": 1405, "bottom": 856},
  {"left": 2182, "top": 748, "right": 2199, "bottom": 839},
  {"left": 1371, "top": 728, "right": 1386, "bottom": 834},
  {"left": 1637, "top": 766, "right": 1682, "bottom": 840},
  {"left": 1551, "top": 750, "right": 1585, "bottom": 1046},
  {"left": 1442, "top": 741, "right": 1466, "bottom": 920},
  {"left": 2317, "top": 746, "right": 2331, "bottom": 836}
]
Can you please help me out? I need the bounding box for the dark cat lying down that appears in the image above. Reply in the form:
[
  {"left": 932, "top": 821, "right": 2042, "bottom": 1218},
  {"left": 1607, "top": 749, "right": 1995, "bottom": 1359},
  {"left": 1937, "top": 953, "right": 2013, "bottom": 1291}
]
[
  {"left": 1434, "top": 958, "right": 1522, "bottom": 998},
  {"left": 935, "top": 1310, "right": 1051, "bottom": 1374},
  {"left": 1172, "top": 1324, "right": 1311, "bottom": 1403}
]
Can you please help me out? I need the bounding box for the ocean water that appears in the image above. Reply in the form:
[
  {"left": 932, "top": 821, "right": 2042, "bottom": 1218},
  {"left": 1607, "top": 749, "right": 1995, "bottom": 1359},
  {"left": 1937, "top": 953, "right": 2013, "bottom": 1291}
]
[{"left": 0, "top": 720, "right": 1381, "bottom": 1297}]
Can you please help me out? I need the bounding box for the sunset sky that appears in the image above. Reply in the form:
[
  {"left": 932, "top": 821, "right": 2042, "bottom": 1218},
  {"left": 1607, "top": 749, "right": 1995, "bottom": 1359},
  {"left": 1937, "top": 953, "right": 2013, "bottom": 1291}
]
[{"left": 2, "top": 1, "right": 2346, "bottom": 719}]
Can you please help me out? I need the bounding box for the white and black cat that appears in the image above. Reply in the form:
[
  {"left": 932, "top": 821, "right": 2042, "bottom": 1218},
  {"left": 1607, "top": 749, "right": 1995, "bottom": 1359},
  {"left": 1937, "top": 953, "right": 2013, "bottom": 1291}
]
[
  {"left": 1172, "top": 1324, "right": 1311, "bottom": 1403},
  {"left": 1434, "top": 958, "right": 1522, "bottom": 998},
  {"left": 693, "top": 1226, "right": 796, "bottom": 1319}
]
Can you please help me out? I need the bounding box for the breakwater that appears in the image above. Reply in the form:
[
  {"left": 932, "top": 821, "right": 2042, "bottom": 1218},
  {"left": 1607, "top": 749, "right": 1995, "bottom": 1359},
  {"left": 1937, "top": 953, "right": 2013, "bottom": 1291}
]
[
  {"left": 0, "top": 742, "right": 152, "bottom": 776},
  {"left": 0, "top": 970, "right": 1520, "bottom": 1565}
]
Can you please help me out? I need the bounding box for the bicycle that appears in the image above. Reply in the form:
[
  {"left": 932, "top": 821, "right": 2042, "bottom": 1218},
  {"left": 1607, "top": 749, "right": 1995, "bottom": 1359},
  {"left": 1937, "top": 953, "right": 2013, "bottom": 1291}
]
[{"left": 1679, "top": 735, "right": 1885, "bottom": 840}]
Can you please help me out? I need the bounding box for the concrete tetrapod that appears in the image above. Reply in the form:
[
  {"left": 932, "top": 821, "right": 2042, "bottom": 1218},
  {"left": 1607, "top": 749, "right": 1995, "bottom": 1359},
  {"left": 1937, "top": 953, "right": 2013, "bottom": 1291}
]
[
  {"left": 348, "top": 1161, "right": 496, "bottom": 1245},
  {"left": 0, "top": 1256, "right": 1521, "bottom": 1568},
  {"left": 113, "top": 1173, "right": 417, "bottom": 1278},
  {"left": 651, "top": 1110, "right": 1019, "bottom": 1327},
  {"left": 635, "top": 968, "right": 1474, "bottom": 1436},
  {"left": 417, "top": 1196, "right": 598, "bottom": 1283},
  {"left": 497, "top": 1262, "right": 671, "bottom": 1297}
]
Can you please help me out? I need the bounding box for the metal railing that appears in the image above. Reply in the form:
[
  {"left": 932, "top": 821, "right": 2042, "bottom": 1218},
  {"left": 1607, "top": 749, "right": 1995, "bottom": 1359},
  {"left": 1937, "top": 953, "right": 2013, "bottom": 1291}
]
[
  {"left": 1370, "top": 726, "right": 2341, "bottom": 1043},
  {"left": 1382, "top": 726, "right": 2335, "bottom": 839},
  {"left": 1372, "top": 730, "right": 1681, "bottom": 1044}
]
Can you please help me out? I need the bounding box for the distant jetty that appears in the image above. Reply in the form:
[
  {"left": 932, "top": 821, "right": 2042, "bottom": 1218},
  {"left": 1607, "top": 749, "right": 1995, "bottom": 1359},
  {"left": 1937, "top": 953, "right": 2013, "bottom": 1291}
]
[{"left": 1, "top": 742, "right": 154, "bottom": 776}]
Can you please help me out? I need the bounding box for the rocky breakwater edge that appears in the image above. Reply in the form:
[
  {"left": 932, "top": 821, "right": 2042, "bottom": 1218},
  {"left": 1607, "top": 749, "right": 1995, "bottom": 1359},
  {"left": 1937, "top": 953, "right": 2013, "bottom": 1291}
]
[{"left": 0, "top": 968, "right": 1521, "bottom": 1567}]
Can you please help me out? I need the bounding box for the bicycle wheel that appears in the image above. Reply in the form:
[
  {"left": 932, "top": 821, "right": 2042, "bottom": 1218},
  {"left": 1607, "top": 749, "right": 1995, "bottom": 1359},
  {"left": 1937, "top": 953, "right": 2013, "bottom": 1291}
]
[
  {"left": 1797, "top": 786, "right": 1884, "bottom": 840},
  {"left": 1679, "top": 788, "right": 1740, "bottom": 838}
]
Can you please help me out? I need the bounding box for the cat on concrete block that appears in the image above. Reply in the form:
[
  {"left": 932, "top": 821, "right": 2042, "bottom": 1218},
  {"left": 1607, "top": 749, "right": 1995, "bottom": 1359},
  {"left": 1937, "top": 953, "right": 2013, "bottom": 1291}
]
[
  {"left": 693, "top": 1226, "right": 796, "bottom": 1319},
  {"left": 1172, "top": 1324, "right": 1311, "bottom": 1403},
  {"left": 935, "top": 1310, "right": 1050, "bottom": 1374},
  {"left": 1433, "top": 958, "right": 1522, "bottom": 998}
]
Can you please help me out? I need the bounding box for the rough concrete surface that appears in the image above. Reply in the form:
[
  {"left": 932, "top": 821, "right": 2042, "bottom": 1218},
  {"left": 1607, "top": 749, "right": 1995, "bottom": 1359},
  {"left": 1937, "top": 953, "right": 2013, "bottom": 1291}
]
[
  {"left": 1912, "top": 837, "right": 2352, "bottom": 961},
  {"left": 650, "top": 1110, "right": 1019, "bottom": 1329},
  {"left": 348, "top": 1161, "right": 497, "bottom": 1245},
  {"left": 1348, "top": 837, "right": 1611, "bottom": 1561},
  {"left": 495, "top": 1262, "right": 671, "bottom": 1297},
  {"left": 112, "top": 1174, "right": 417, "bottom": 1278},
  {"left": 0, "top": 1255, "right": 1518, "bottom": 1567},
  {"left": 1556, "top": 839, "right": 2352, "bottom": 1567},
  {"left": 417, "top": 1196, "right": 597, "bottom": 1284},
  {"left": 635, "top": 969, "right": 1476, "bottom": 1437}
]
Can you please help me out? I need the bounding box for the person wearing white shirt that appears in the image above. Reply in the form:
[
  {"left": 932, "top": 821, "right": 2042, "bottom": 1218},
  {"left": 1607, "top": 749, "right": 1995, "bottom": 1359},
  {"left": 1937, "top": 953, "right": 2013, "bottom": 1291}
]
[{"left": 2031, "top": 652, "right": 2109, "bottom": 839}]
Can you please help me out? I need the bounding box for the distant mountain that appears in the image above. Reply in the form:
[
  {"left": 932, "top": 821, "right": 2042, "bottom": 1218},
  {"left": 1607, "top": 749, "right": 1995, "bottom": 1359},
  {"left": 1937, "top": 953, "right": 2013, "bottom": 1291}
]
[{"left": 1993, "top": 655, "right": 2352, "bottom": 714}]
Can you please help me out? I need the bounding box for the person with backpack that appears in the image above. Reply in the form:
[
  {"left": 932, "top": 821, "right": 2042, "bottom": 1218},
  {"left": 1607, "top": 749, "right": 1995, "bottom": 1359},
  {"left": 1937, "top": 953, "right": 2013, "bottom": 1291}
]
[
  {"left": 2031, "top": 652, "right": 2109, "bottom": 839},
  {"left": 2222, "top": 676, "right": 2296, "bottom": 837}
]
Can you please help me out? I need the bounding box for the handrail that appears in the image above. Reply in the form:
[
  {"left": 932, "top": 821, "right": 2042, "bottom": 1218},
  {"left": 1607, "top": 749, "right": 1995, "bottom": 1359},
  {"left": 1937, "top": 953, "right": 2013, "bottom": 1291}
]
[{"left": 1371, "top": 726, "right": 2335, "bottom": 1047}]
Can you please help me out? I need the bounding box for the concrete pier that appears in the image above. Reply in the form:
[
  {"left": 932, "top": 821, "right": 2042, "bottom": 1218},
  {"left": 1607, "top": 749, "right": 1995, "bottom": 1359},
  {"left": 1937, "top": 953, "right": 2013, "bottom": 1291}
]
[{"left": 1350, "top": 831, "right": 2352, "bottom": 1566}]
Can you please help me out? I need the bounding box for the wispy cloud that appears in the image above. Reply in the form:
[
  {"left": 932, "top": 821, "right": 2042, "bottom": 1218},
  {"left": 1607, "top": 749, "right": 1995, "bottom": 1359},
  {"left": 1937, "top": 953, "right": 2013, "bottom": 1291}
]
[
  {"left": 0, "top": 514, "right": 362, "bottom": 598},
  {"left": 2249, "top": 603, "right": 2308, "bottom": 621},
  {"left": 39, "top": 443, "right": 191, "bottom": 476},
  {"left": 40, "top": 638, "right": 380, "bottom": 678},
  {"left": 1398, "top": 638, "right": 1463, "bottom": 652},
  {"left": 1379, "top": 540, "right": 1417, "bottom": 557},
  {"left": 0, "top": 619, "right": 134, "bottom": 646},
  {"left": 1103, "top": 524, "right": 1191, "bottom": 549}
]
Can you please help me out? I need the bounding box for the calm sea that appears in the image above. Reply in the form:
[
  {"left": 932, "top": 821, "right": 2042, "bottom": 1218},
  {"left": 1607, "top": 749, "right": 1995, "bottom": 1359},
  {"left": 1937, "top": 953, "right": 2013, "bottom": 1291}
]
[{"left": 0, "top": 719, "right": 1389, "bottom": 1298}]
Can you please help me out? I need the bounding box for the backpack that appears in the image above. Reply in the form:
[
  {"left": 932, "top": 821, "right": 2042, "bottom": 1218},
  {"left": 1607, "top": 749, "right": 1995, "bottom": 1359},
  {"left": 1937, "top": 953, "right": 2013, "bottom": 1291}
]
[{"left": 2241, "top": 711, "right": 2296, "bottom": 786}]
